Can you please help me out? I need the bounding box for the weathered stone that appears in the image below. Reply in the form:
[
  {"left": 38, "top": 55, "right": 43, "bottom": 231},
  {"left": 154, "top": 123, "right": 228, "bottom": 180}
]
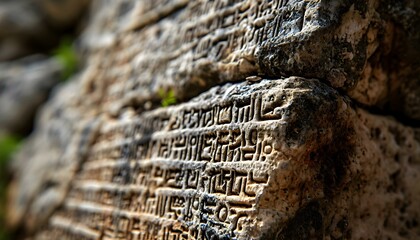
[
  {"left": 5, "top": 0, "right": 420, "bottom": 239},
  {"left": 7, "top": 73, "right": 101, "bottom": 232},
  {"left": 7, "top": 62, "right": 111, "bottom": 232},
  {"left": 0, "top": 55, "right": 62, "bottom": 135},
  {"left": 26, "top": 78, "right": 420, "bottom": 239},
  {"left": 79, "top": 0, "right": 420, "bottom": 121}
]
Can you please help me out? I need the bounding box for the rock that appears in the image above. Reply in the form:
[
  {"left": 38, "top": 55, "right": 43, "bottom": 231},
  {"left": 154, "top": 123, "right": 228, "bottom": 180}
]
[
  {"left": 7, "top": 77, "right": 101, "bottom": 232},
  {"left": 5, "top": 0, "right": 420, "bottom": 239},
  {"left": 79, "top": 0, "right": 420, "bottom": 121},
  {"left": 0, "top": 55, "right": 62, "bottom": 135},
  {"left": 28, "top": 77, "right": 420, "bottom": 239}
]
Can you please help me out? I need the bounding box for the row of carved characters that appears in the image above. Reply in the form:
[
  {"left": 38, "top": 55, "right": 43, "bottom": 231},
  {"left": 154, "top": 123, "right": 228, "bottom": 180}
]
[
  {"left": 141, "top": 128, "right": 274, "bottom": 162},
  {"left": 91, "top": 126, "right": 276, "bottom": 165},
  {"left": 166, "top": 93, "right": 286, "bottom": 131},
  {"left": 58, "top": 192, "right": 254, "bottom": 239},
  {"left": 100, "top": 0, "right": 301, "bottom": 107},
  {"left": 115, "top": 0, "right": 294, "bottom": 84},
  {"left": 73, "top": 162, "right": 269, "bottom": 205},
  {"left": 131, "top": 194, "right": 252, "bottom": 239},
  {"left": 173, "top": 0, "right": 294, "bottom": 61},
  {"left": 95, "top": 91, "right": 288, "bottom": 144},
  {"left": 109, "top": 0, "right": 295, "bottom": 66}
]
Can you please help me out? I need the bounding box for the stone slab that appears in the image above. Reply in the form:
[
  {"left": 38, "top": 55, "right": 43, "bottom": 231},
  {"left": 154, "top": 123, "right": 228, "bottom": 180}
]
[
  {"left": 31, "top": 78, "right": 420, "bottom": 239},
  {"left": 79, "top": 0, "right": 420, "bottom": 121}
]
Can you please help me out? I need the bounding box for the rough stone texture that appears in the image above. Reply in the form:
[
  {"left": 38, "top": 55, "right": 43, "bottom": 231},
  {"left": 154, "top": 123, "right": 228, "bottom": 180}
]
[
  {"left": 5, "top": 0, "right": 420, "bottom": 239},
  {"left": 28, "top": 78, "right": 420, "bottom": 239},
  {"left": 79, "top": 0, "right": 420, "bottom": 120},
  {"left": 0, "top": 55, "right": 62, "bottom": 135},
  {"left": 7, "top": 72, "right": 101, "bottom": 232},
  {"left": 39, "top": 78, "right": 352, "bottom": 239}
]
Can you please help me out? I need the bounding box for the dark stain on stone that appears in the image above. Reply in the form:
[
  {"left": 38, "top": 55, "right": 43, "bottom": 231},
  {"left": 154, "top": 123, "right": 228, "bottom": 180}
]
[
  {"left": 200, "top": 224, "right": 232, "bottom": 240},
  {"left": 276, "top": 201, "right": 324, "bottom": 240},
  {"left": 317, "top": 123, "right": 355, "bottom": 197},
  {"left": 283, "top": 80, "right": 356, "bottom": 197}
]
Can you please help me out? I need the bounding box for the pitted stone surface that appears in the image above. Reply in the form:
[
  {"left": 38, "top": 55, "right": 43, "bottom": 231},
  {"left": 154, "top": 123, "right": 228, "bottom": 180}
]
[
  {"left": 5, "top": 0, "right": 420, "bottom": 239},
  {"left": 7, "top": 78, "right": 101, "bottom": 232},
  {"left": 33, "top": 78, "right": 351, "bottom": 239},
  {"left": 32, "top": 78, "right": 420, "bottom": 239},
  {"left": 79, "top": 0, "right": 420, "bottom": 120}
]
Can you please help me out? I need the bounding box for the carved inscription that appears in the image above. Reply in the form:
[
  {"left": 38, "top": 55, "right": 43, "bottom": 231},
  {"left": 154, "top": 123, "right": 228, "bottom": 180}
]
[
  {"left": 44, "top": 80, "right": 294, "bottom": 239},
  {"left": 90, "top": 0, "right": 303, "bottom": 109}
]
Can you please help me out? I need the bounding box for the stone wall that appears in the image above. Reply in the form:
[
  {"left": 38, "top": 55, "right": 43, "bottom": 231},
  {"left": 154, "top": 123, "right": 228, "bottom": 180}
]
[{"left": 5, "top": 0, "right": 420, "bottom": 239}]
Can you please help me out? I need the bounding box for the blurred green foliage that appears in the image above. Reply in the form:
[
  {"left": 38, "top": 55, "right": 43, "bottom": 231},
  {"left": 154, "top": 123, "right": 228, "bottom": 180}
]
[
  {"left": 158, "top": 88, "right": 177, "bottom": 107},
  {"left": 0, "top": 135, "right": 20, "bottom": 161},
  {"left": 0, "top": 134, "right": 21, "bottom": 240},
  {"left": 53, "top": 38, "right": 78, "bottom": 80}
]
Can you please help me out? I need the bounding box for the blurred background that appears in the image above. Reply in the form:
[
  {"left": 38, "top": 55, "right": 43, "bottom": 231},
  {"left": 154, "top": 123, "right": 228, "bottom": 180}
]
[{"left": 0, "top": 0, "right": 91, "bottom": 239}]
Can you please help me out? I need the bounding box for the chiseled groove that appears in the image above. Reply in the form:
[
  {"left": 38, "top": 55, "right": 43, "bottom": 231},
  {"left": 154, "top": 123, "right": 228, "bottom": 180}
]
[
  {"left": 73, "top": 180, "right": 148, "bottom": 192},
  {"left": 82, "top": 157, "right": 269, "bottom": 170}
]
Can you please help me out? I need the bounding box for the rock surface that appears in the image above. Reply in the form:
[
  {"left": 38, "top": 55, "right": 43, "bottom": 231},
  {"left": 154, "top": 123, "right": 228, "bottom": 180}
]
[
  {"left": 7, "top": 73, "right": 101, "bottom": 232},
  {"left": 5, "top": 0, "right": 420, "bottom": 239},
  {"left": 79, "top": 0, "right": 420, "bottom": 120},
  {"left": 0, "top": 55, "right": 62, "bottom": 135},
  {"left": 31, "top": 78, "right": 420, "bottom": 239}
]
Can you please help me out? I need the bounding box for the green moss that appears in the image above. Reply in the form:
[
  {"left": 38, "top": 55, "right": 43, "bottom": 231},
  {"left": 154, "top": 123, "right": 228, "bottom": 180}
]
[
  {"left": 0, "top": 230, "right": 10, "bottom": 240},
  {"left": 158, "top": 88, "right": 177, "bottom": 107},
  {"left": 0, "top": 134, "right": 21, "bottom": 240},
  {"left": 0, "top": 135, "right": 20, "bottom": 162},
  {"left": 53, "top": 37, "right": 78, "bottom": 81}
]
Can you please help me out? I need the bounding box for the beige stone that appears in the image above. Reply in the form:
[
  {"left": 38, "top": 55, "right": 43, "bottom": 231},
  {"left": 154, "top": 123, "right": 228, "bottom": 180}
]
[
  {"left": 79, "top": 0, "right": 420, "bottom": 120},
  {"left": 29, "top": 78, "right": 420, "bottom": 239},
  {"left": 6, "top": 0, "right": 420, "bottom": 239}
]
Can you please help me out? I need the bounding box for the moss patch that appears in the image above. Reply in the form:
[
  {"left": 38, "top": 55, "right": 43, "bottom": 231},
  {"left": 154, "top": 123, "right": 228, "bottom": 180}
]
[
  {"left": 158, "top": 88, "right": 177, "bottom": 107},
  {"left": 0, "top": 134, "right": 21, "bottom": 240},
  {"left": 53, "top": 37, "right": 78, "bottom": 81}
]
